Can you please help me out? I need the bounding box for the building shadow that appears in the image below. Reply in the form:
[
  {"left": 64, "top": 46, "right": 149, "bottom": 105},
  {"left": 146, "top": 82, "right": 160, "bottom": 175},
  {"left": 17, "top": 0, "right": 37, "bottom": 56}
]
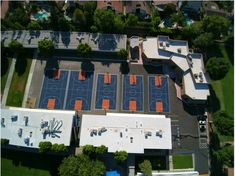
[
  {"left": 207, "top": 85, "right": 221, "bottom": 114},
  {"left": 120, "top": 62, "right": 130, "bottom": 74},
  {"left": 60, "top": 32, "right": 71, "bottom": 48},
  {"left": 81, "top": 60, "right": 94, "bottom": 78}
]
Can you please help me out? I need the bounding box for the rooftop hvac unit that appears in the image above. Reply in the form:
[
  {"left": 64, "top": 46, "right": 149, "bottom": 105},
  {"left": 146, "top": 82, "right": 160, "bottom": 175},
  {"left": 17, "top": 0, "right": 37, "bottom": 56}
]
[
  {"left": 194, "top": 74, "right": 198, "bottom": 79},
  {"left": 1, "top": 118, "right": 5, "bottom": 127},
  {"left": 162, "top": 46, "right": 166, "bottom": 50},
  {"left": 177, "top": 48, "right": 182, "bottom": 53},
  {"left": 18, "top": 128, "right": 23, "bottom": 137},
  {"left": 90, "top": 129, "right": 98, "bottom": 137},
  {"left": 199, "top": 72, "right": 203, "bottom": 78},
  {"left": 24, "top": 137, "right": 29, "bottom": 144},
  {"left": 200, "top": 77, "right": 203, "bottom": 82},
  {"left": 156, "top": 130, "right": 163, "bottom": 138},
  {"left": 159, "top": 42, "right": 163, "bottom": 47},
  {"left": 145, "top": 131, "right": 152, "bottom": 139},
  {"left": 98, "top": 127, "right": 107, "bottom": 135},
  {"left": 11, "top": 115, "right": 18, "bottom": 122},
  {"left": 120, "top": 132, "right": 123, "bottom": 138},
  {"left": 188, "top": 55, "right": 192, "bottom": 61},
  {"left": 166, "top": 42, "right": 170, "bottom": 47},
  {"left": 24, "top": 116, "right": 29, "bottom": 126}
]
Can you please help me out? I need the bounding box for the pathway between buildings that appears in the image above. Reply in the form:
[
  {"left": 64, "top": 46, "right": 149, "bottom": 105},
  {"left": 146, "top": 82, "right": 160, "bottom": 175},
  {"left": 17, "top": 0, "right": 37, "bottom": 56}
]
[
  {"left": 22, "top": 51, "right": 38, "bottom": 108},
  {"left": 1, "top": 54, "right": 17, "bottom": 107}
]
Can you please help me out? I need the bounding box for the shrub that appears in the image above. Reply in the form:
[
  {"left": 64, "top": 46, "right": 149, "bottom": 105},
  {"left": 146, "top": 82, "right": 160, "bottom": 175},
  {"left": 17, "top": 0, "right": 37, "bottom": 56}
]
[
  {"left": 39, "top": 141, "right": 52, "bottom": 152},
  {"left": 77, "top": 43, "right": 92, "bottom": 56},
  {"left": 206, "top": 57, "right": 230, "bottom": 80},
  {"left": 1, "top": 138, "right": 9, "bottom": 144},
  {"left": 114, "top": 150, "right": 128, "bottom": 162},
  {"left": 95, "top": 145, "right": 108, "bottom": 154},
  {"left": 118, "top": 49, "right": 128, "bottom": 58},
  {"left": 82, "top": 144, "right": 96, "bottom": 156},
  {"left": 213, "top": 111, "right": 233, "bottom": 136},
  {"left": 51, "top": 143, "right": 68, "bottom": 152},
  {"left": 38, "top": 39, "right": 54, "bottom": 57},
  {"left": 139, "top": 160, "right": 152, "bottom": 176},
  {"left": 8, "top": 40, "right": 23, "bottom": 53}
]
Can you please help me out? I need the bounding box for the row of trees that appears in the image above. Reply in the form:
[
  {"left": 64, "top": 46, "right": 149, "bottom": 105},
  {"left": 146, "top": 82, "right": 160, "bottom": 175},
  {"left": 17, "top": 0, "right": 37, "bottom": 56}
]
[{"left": 39, "top": 141, "right": 68, "bottom": 153}]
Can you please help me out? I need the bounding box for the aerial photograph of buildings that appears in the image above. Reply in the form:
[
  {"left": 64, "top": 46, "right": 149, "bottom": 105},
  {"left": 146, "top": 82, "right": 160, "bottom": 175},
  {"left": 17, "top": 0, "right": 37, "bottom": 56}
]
[{"left": 1, "top": 0, "right": 234, "bottom": 176}]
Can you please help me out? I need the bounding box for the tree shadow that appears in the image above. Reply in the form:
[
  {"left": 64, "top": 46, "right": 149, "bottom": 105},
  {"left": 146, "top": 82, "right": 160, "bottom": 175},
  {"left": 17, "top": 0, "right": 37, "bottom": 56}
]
[
  {"left": 207, "top": 85, "right": 221, "bottom": 114},
  {"left": 101, "top": 61, "right": 111, "bottom": 67},
  {"left": 143, "top": 64, "right": 163, "bottom": 74},
  {"left": 60, "top": 32, "right": 71, "bottom": 48},
  {"left": 225, "top": 36, "right": 234, "bottom": 65},
  {"left": 1, "top": 51, "right": 8, "bottom": 76},
  {"left": 81, "top": 60, "right": 95, "bottom": 78},
  {"left": 15, "top": 53, "right": 28, "bottom": 76},
  {"left": 120, "top": 62, "right": 130, "bottom": 74},
  {"left": 44, "top": 57, "right": 59, "bottom": 78}
]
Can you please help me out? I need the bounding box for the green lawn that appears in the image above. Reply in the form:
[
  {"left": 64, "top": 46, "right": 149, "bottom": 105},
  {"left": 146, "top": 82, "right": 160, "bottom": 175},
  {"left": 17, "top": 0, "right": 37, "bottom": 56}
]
[
  {"left": 1, "top": 57, "right": 12, "bottom": 93},
  {"left": 1, "top": 149, "right": 63, "bottom": 176},
  {"left": 173, "top": 154, "right": 193, "bottom": 169},
  {"left": 6, "top": 53, "right": 32, "bottom": 107},
  {"left": 2, "top": 158, "right": 51, "bottom": 176},
  {"left": 210, "top": 44, "right": 234, "bottom": 117}
]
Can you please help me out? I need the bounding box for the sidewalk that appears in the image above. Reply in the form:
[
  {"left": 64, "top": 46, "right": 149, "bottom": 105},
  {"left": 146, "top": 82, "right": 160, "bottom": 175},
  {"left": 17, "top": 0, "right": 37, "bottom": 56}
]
[
  {"left": 22, "top": 51, "right": 38, "bottom": 108},
  {"left": 1, "top": 55, "right": 17, "bottom": 107}
]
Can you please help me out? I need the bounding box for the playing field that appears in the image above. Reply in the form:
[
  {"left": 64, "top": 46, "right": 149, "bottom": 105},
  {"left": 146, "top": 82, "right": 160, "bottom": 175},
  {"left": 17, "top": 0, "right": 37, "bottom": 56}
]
[{"left": 172, "top": 154, "right": 193, "bottom": 169}]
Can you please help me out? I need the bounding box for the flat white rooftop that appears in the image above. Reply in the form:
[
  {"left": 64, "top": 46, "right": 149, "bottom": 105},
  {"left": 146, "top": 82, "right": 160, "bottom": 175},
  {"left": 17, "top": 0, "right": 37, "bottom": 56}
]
[
  {"left": 183, "top": 71, "right": 210, "bottom": 100},
  {"left": 79, "top": 113, "right": 172, "bottom": 154},
  {"left": 1, "top": 107, "right": 74, "bottom": 148}
]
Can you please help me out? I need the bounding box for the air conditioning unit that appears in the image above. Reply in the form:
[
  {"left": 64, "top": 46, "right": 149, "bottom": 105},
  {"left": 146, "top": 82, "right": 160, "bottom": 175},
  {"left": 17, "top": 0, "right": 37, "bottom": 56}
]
[{"left": 177, "top": 48, "right": 181, "bottom": 53}]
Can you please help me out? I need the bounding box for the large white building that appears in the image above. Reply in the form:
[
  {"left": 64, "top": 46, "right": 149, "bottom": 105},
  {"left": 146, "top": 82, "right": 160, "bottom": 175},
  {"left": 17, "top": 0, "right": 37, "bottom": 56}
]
[
  {"left": 79, "top": 113, "right": 172, "bottom": 154},
  {"left": 142, "top": 36, "right": 210, "bottom": 102},
  {"left": 1, "top": 107, "right": 74, "bottom": 148}
]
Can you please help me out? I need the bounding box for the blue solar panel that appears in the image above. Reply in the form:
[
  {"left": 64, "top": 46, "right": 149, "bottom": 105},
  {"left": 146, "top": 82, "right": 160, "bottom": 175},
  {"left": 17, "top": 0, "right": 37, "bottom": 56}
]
[
  {"left": 65, "top": 71, "right": 94, "bottom": 111},
  {"left": 38, "top": 70, "right": 68, "bottom": 109},
  {"left": 148, "top": 76, "right": 170, "bottom": 112},
  {"left": 122, "top": 75, "right": 144, "bottom": 111},
  {"left": 95, "top": 74, "right": 117, "bottom": 110}
]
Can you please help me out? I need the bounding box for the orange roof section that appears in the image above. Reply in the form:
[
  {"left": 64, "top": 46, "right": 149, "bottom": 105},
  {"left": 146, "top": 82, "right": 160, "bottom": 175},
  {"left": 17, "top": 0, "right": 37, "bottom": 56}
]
[
  {"left": 54, "top": 69, "right": 61, "bottom": 80},
  {"left": 74, "top": 100, "right": 82, "bottom": 111},
  {"left": 130, "top": 75, "right": 137, "bottom": 85},
  {"left": 47, "top": 99, "right": 55, "bottom": 109},
  {"left": 104, "top": 73, "right": 111, "bottom": 84},
  {"left": 97, "top": 0, "right": 124, "bottom": 14},
  {"left": 102, "top": 99, "right": 110, "bottom": 110},
  {"left": 155, "top": 75, "right": 162, "bottom": 86},
  {"left": 78, "top": 70, "right": 86, "bottom": 81},
  {"left": 129, "top": 100, "right": 136, "bottom": 112},
  {"left": 156, "top": 101, "right": 163, "bottom": 112}
]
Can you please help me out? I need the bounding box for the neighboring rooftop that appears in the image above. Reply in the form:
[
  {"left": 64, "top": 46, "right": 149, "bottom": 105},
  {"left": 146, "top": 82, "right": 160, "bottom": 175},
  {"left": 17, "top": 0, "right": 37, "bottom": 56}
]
[
  {"left": 79, "top": 113, "right": 172, "bottom": 154},
  {"left": 1, "top": 30, "right": 127, "bottom": 52},
  {"left": 97, "top": 0, "right": 123, "bottom": 14},
  {"left": 142, "top": 35, "right": 210, "bottom": 101},
  {"left": 1, "top": 107, "right": 74, "bottom": 148}
]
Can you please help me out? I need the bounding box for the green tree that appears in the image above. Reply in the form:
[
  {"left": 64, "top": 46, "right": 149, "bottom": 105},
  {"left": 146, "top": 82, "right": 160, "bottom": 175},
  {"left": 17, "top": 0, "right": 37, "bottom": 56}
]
[
  {"left": 118, "top": 49, "right": 128, "bottom": 58},
  {"left": 182, "top": 22, "right": 203, "bottom": 42},
  {"left": 114, "top": 16, "right": 125, "bottom": 33},
  {"left": 151, "top": 16, "right": 161, "bottom": 31},
  {"left": 126, "top": 14, "right": 138, "bottom": 27},
  {"left": 95, "top": 145, "right": 108, "bottom": 154},
  {"left": 73, "top": 9, "right": 86, "bottom": 29},
  {"left": 206, "top": 57, "right": 230, "bottom": 80},
  {"left": 139, "top": 160, "right": 152, "bottom": 176},
  {"left": 193, "top": 32, "right": 213, "bottom": 51},
  {"left": 58, "top": 154, "right": 105, "bottom": 176},
  {"left": 82, "top": 144, "right": 96, "bottom": 156},
  {"left": 170, "top": 12, "right": 186, "bottom": 27},
  {"left": 58, "top": 17, "right": 71, "bottom": 31},
  {"left": 77, "top": 43, "right": 92, "bottom": 56},
  {"left": 163, "top": 3, "right": 176, "bottom": 17},
  {"left": 93, "top": 9, "right": 115, "bottom": 33},
  {"left": 202, "top": 15, "right": 230, "bottom": 39},
  {"left": 38, "top": 39, "right": 54, "bottom": 57},
  {"left": 39, "top": 141, "right": 52, "bottom": 152},
  {"left": 213, "top": 111, "right": 233, "bottom": 136},
  {"left": 8, "top": 7, "right": 30, "bottom": 27},
  {"left": 83, "top": 1, "right": 97, "bottom": 30},
  {"left": 51, "top": 144, "right": 68, "bottom": 152},
  {"left": 27, "top": 21, "right": 42, "bottom": 30},
  {"left": 215, "top": 145, "right": 234, "bottom": 167},
  {"left": 114, "top": 150, "right": 128, "bottom": 162},
  {"left": 8, "top": 40, "right": 23, "bottom": 53}
]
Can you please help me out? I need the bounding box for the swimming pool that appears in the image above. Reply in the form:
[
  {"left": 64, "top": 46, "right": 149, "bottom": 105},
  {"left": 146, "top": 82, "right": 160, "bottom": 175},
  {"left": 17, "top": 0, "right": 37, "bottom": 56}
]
[{"left": 33, "top": 11, "right": 50, "bottom": 20}]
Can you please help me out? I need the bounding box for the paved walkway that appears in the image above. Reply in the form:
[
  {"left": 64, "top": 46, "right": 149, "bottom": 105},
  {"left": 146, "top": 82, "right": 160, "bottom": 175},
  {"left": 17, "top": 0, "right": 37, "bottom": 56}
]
[
  {"left": 22, "top": 51, "right": 38, "bottom": 108},
  {"left": 1, "top": 55, "right": 17, "bottom": 107}
]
